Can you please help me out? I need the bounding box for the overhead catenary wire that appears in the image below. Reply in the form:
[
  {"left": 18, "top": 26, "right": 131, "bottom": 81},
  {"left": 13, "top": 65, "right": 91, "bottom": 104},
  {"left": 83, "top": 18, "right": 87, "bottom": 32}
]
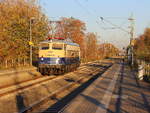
[
  {"left": 73, "top": 0, "right": 106, "bottom": 30},
  {"left": 73, "top": 0, "right": 132, "bottom": 47},
  {"left": 73, "top": 0, "right": 129, "bottom": 32},
  {"left": 74, "top": 0, "right": 126, "bottom": 29},
  {"left": 104, "top": 17, "right": 129, "bottom": 19},
  {"left": 73, "top": 0, "right": 96, "bottom": 17},
  {"left": 100, "top": 17, "right": 129, "bottom": 33}
]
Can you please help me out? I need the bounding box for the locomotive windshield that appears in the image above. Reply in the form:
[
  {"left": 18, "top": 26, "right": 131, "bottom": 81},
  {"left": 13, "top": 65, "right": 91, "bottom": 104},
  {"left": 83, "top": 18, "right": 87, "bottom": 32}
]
[
  {"left": 52, "top": 43, "right": 63, "bottom": 50},
  {"left": 40, "top": 43, "right": 49, "bottom": 50}
]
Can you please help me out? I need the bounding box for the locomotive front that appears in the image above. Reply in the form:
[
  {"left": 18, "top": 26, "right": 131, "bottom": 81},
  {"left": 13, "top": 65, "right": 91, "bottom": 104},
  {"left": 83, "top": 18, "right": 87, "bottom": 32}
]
[
  {"left": 38, "top": 40, "right": 66, "bottom": 74},
  {"left": 38, "top": 39, "right": 80, "bottom": 75}
]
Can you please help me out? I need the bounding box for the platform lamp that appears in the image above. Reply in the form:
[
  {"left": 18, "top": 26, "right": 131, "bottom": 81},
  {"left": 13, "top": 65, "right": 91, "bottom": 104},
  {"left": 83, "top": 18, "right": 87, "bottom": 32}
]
[{"left": 29, "top": 17, "right": 35, "bottom": 66}]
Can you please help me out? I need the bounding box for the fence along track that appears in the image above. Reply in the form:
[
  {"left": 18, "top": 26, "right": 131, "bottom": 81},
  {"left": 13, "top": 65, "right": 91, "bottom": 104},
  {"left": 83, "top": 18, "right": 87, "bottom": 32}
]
[{"left": 0, "top": 58, "right": 30, "bottom": 69}]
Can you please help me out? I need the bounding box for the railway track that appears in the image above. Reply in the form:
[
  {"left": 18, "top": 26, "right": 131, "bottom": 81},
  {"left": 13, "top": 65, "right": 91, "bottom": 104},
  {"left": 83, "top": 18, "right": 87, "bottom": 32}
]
[
  {"left": 0, "top": 63, "right": 99, "bottom": 97},
  {"left": 0, "top": 68, "right": 41, "bottom": 89},
  {"left": 0, "top": 63, "right": 93, "bottom": 97},
  {"left": 0, "top": 75, "right": 57, "bottom": 97},
  {"left": 0, "top": 61, "right": 96, "bottom": 92},
  {"left": 0, "top": 60, "right": 112, "bottom": 113},
  {"left": 0, "top": 62, "right": 90, "bottom": 89}
]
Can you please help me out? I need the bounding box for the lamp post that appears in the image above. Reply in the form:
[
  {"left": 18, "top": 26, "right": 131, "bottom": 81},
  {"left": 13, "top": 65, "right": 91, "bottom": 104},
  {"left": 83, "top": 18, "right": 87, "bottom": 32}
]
[{"left": 29, "top": 17, "right": 35, "bottom": 66}]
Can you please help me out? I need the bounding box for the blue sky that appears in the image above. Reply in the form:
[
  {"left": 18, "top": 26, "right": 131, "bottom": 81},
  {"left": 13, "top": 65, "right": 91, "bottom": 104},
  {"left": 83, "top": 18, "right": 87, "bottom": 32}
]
[{"left": 38, "top": 0, "right": 150, "bottom": 48}]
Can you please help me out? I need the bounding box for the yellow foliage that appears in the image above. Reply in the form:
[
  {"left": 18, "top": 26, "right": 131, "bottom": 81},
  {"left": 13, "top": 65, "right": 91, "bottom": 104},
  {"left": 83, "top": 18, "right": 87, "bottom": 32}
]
[{"left": 0, "top": 0, "right": 49, "bottom": 61}]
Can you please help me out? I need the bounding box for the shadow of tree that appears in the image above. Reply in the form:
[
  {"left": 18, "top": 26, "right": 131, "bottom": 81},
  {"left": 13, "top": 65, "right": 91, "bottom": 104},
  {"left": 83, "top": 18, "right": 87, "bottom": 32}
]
[
  {"left": 109, "top": 63, "right": 150, "bottom": 113},
  {"left": 115, "top": 63, "right": 124, "bottom": 113},
  {"left": 133, "top": 71, "right": 150, "bottom": 112},
  {"left": 80, "top": 94, "right": 114, "bottom": 113}
]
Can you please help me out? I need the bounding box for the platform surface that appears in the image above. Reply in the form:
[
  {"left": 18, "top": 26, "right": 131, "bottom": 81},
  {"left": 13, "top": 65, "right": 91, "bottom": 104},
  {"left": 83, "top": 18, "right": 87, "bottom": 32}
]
[{"left": 59, "top": 63, "right": 150, "bottom": 113}]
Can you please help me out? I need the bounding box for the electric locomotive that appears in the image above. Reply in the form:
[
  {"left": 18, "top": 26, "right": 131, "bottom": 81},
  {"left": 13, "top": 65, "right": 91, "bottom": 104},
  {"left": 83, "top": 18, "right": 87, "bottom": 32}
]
[{"left": 38, "top": 38, "right": 80, "bottom": 75}]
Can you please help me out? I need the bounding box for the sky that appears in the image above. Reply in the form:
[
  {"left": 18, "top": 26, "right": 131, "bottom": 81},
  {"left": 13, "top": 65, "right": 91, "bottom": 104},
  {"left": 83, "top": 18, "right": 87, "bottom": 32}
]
[{"left": 38, "top": 0, "right": 150, "bottom": 49}]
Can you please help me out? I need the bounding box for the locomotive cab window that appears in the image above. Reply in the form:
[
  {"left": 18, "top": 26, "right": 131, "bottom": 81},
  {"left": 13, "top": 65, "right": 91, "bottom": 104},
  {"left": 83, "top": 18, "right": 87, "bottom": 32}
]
[
  {"left": 40, "top": 43, "right": 49, "bottom": 50},
  {"left": 52, "top": 44, "right": 63, "bottom": 50}
]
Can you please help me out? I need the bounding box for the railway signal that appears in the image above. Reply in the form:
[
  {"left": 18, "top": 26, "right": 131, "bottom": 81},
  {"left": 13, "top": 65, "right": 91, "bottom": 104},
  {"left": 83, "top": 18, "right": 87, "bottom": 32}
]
[{"left": 29, "top": 41, "right": 34, "bottom": 46}]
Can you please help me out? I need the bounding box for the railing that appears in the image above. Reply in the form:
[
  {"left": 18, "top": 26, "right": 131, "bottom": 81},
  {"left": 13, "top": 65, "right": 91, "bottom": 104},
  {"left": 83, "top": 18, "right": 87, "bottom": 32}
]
[
  {"left": 137, "top": 60, "right": 150, "bottom": 81},
  {"left": 0, "top": 58, "right": 30, "bottom": 69}
]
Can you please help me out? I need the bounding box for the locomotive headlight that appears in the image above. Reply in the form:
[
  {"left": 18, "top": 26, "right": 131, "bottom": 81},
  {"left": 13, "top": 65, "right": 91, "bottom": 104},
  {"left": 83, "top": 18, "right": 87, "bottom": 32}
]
[
  {"left": 41, "top": 57, "right": 44, "bottom": 61},
  {"left": 56, "top": 58, "right": 60, "bottom": 64}
]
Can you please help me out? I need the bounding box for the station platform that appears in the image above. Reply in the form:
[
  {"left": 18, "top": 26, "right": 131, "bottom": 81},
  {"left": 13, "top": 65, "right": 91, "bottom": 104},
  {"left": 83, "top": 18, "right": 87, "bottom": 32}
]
[{"left": 59, "top": 62, "right": 150, "bottom": 113}]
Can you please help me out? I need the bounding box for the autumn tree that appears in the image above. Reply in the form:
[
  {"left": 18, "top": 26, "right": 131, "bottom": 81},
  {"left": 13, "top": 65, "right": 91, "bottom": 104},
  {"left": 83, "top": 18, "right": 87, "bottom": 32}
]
[
  {"left": 60, "top": 17, "right": 86, "bottom": 44},
  {"left": 134, "top": 28, "right": 150, "bottom": 61},
  {"left": 98, "top": 43, "right": 119, "bottom": 58},
  {"left": 58, "top": 17, "right": 86, "bottom": 57},
  {"left": 84, "top": 32, "right": 99, "bottom": 61},
  {"left": 0, "top": 0, "right": 49, "bottom": 63}
]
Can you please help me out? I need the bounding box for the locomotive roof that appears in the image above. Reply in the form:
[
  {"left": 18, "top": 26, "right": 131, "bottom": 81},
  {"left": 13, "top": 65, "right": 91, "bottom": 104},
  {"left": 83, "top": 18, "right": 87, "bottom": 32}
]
[{"left": 40, "top": 39, "right": 79, "bottom": 47}]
